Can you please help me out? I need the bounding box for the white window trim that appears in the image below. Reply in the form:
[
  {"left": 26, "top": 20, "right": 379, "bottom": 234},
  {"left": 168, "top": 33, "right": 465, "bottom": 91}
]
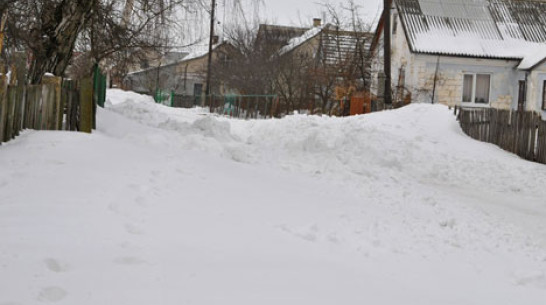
[{"left": 461, "top": 73, "right": 492, "bottom": 107}]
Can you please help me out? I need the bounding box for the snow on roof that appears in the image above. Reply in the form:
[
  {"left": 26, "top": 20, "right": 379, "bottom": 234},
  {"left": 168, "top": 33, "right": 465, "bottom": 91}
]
[
  {"left": 179, "top": 38, "right": 225, "bottom": 62},
  {"left": 395, "top": 0, "right": 546, "bottom": 60},
  {"left": 128, "top": 39, "right": 227, "bottom": 75},
  {"left": 278, "top": 26, "right": 323, "bottom": 56}
]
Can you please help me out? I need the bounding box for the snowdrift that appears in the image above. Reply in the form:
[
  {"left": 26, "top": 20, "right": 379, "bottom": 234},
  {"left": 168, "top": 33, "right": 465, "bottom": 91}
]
[{"left": 1, "top": 89, "right": 545, "bottom": 305}]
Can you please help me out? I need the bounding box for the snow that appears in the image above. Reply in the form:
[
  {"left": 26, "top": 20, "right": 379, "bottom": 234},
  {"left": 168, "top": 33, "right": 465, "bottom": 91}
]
[
  {"left": 518, "top": 47, "right": 546, "bottom": 70},
  {"left": 1, "top": 70, "right": 12, "bottom": 83},
  {"left": 2, "top": 88, "right": 546, "bottom": 304},
  {"left": 402, "top": 0, "right": 546, "bottom": 60},
  {"left": 279, "top": 26, "right": 323, "bottom": 56},
  {"left": 413, "top": 29, "right": 546, "bottom": 60}
]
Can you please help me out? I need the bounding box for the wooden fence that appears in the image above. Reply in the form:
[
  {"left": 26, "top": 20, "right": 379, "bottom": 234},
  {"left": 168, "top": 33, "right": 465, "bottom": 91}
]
[
  {"left": 0, "top": 74, "right": 96, "bottom": 144},
  {"left": 455, "top": 107, "right": 546, "bottom": 164}
]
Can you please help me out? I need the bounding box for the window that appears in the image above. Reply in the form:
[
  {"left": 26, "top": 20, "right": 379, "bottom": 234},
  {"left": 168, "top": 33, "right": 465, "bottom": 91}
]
[
  {"left": 193, "top": 83, "right": 203, "bottom": 96},
  {"left": 462, "top": 73, "right": 490, "bottom": 104},
  {"left": 542, "top": 80, "right": 546, "bottom": 110}
]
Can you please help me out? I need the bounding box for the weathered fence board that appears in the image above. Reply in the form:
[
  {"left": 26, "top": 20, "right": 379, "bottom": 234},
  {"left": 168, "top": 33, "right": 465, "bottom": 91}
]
[
  {"left": 14, "top": 86, "right": 24, "bottom": 137},
  {"left": 0, "top": 74, "right": 97, "bottom": 145},
  {"left": 456, "top": 106, "right": 546, "bottom": 165}
]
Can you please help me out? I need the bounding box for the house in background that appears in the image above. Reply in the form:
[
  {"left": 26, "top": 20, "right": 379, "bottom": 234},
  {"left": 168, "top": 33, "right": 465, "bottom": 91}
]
[
  {"left": 371, "top": 0, "right": 546, "bottom": 114},
  {"left": 255, "top": 23, "right": 310, "bottom": 56},
  {"left": 270, "top": 18, "right": 373, "bottom": 114},
  {"left": 124, "top": 37, "right": 235, "bottom": 104}
]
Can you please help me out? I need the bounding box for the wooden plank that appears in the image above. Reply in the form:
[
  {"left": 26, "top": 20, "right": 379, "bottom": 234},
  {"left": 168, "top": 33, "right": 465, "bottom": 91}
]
[
  {"left": 55, "top": 79, "right": 63, "bottom": 130},
  {"left": 13, "top": 85, "right": 24, "bottom": 137},
  {"left": 23, "top": 86, "right": 31, "bottom": 129},
  {"left": 64, "top": 87, "right": 71, "bottom": 130},
  {"left": 80, "top": 77, "right": 93, "bottom": 133},
  {"left": 42, "top": 75, "right": 63, "bottom": 130},
  {"left": 39, "top": 83, "right": 48, "bottom": 130},
  {"left": 72, "top": 91, "right": 80, "bottom": 131},
  {"left": 6, "top": 85, "right": 15, "bottom": 140},
  {"left": 0, "top": 74, "right": 7, "bottom": 143},
  {"left": 34, "top": 85, "right": 43, "bottom": 130},
  {"left": 28, "top": 86, "right": 38, "bottom": 129},
  {"left": 48, "top": 84, "right": 57, "bottom": 130}
]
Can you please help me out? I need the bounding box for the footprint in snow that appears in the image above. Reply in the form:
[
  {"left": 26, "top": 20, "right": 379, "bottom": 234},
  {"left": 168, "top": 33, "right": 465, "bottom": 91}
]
[
  {"left": 44, "top": 258, "right": 69, "bottom": 273},
  {"left": 113, "top": 256, "right": 147, "bottom": 266},
  {"left": 37, "top": 286, "right": 67, "bottom": 302},
  {"left": 125, "top": 223, "right": 145, "bottom": 235}
]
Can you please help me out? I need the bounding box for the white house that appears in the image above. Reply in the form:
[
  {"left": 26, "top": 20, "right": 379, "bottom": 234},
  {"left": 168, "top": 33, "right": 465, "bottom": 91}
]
[{"left": 371, "top": 0, "right": 546, "bottom": 114}]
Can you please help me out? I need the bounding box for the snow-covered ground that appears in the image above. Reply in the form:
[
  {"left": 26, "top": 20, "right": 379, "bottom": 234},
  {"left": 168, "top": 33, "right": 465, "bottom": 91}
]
[{"left": 1, "top": 89, "right": 546, "bottom": 304}]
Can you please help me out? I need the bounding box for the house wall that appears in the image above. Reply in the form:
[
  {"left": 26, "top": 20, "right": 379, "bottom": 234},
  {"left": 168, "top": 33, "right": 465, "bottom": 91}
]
[
  {"left": 391, "top": 11, "right": 415, "bottom": 101},
  {"left": 370, "top": 7, "right": 418, "bottom": 100},
  {"left": 371, "top": 5, "right": 546, "bottom": 112},
  {"left": 527, "top": 62, "right": 546, "bottom": 116},
  {"left": 126, "top": 45, "right": 232, "bottom": 97},
  {"left": 410, "top": 55, "right": 522, "bottom": 109}
]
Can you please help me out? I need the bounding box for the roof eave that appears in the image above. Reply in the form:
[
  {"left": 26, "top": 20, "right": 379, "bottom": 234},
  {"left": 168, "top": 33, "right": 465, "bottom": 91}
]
[{"left": 411, "top": 50, "right": 523, "bottom": 61}]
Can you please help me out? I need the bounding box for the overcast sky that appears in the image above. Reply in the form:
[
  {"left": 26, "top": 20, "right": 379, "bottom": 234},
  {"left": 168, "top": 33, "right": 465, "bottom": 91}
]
[{"left": 260, "top": 0, "right": 383, "bottom": 26}]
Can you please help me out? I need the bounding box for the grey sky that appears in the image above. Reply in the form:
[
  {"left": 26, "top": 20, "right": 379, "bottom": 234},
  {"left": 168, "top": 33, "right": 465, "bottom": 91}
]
[{"left": 261, "top": 0, "right": 383, "bottom": 26}]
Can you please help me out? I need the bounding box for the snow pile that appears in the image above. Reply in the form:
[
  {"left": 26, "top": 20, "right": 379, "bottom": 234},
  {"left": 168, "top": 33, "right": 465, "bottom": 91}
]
[{"left": 1, "top": 89, "right": 546, "bottom": 304}]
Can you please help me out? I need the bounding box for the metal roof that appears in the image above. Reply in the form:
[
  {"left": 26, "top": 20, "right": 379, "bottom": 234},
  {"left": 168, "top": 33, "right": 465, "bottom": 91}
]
[{"left": 395, "top": 0, "right": 546, "bottom": 59}]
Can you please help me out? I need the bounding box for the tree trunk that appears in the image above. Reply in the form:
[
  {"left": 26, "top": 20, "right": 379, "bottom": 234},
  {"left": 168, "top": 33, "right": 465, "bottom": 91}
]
[{"left": 28, "top": 0, "right": 95, "bottom": 84}]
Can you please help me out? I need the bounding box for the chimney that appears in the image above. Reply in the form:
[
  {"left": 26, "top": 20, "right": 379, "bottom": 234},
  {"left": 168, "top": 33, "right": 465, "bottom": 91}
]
[
  {"left": 212, "top": 35, "right": 219, "bottom": 45},
  {"left": 313, "top": 18, "right": 322, "bottom": 27}
]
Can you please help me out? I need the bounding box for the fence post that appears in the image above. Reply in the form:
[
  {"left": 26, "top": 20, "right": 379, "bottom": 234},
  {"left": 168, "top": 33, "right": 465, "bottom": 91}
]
[
  {"left": 80, "top": 77, "right": 93, "bottom": 133},
  {"left": 42, "top": 75, "right": 63, "bottom": 130}
]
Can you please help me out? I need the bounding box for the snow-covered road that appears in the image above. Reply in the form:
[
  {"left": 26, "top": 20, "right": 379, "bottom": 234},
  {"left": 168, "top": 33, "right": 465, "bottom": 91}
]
[{"left": 1, "top": 89, "right": 545, "bottom": 304}]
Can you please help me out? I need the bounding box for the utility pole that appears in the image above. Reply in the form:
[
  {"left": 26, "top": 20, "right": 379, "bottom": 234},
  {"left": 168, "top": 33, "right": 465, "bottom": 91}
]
[
  {"left": 205, "top": 0, "right": 216, "bottom": 111},
  {"left": 383, "top": 0, "right": 392, "bottom": 108}
]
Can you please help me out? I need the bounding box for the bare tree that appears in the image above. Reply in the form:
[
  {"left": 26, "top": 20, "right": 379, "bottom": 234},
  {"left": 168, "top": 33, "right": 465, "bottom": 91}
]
[
  {"left": 309, "top": 1, "right": 374, "bottom": 114},
  {"left": 3, "top": 0, "right": 197, "bottom": 84},
  {"left": 209, "top": 25, "right": 277, "bottom": 95}
]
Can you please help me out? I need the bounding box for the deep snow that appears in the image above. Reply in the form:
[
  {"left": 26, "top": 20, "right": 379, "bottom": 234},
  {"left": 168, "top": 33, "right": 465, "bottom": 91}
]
[{"left": 1, "top": 89, "right": 546, "bottom": 304}]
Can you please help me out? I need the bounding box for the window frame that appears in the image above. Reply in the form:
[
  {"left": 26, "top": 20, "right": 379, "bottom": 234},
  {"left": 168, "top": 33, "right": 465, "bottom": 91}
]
[{"left": 461, "top": 73, "right": 492, "bottom": 106}]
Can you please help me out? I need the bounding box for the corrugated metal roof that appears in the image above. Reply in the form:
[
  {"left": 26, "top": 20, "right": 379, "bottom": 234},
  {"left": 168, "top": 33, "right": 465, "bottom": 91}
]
[
  {"left": 320, "top": 29, "right": 372, "bottom": 65},
  {"left": 395, "top": 0, "right": 546, "bottom": 59}
]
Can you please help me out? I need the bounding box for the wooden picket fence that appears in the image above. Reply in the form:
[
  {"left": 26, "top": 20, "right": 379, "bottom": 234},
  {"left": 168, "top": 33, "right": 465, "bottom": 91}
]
[
  {"left": 455, "top": 107, "right": 546, "bottom": 164},
  {"left": 0, "top": 75, "right": 96, "bottom": 144}
]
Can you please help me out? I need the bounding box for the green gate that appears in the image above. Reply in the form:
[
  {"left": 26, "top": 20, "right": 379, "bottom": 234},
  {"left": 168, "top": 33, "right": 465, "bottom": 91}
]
[{"left": 93, "top": 64, "right": 107, "bottom": 108}]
